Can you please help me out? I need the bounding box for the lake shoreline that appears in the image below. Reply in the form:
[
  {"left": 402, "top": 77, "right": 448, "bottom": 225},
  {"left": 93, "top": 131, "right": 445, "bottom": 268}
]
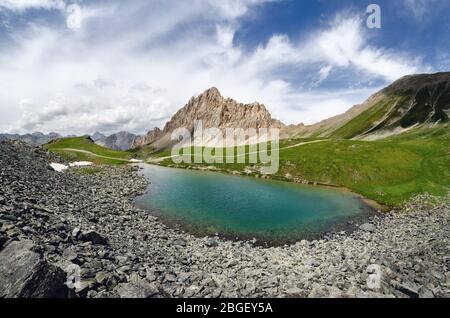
[
  {"left": 131, "top": 206, "right": 380, "bottom": 248},
  {"left": 134, "top": 164, "right": 382, "bottom": 247},
  {"left": 134, "top": 164, "right": 379, "bottom": 247},
  {"left": 147, "top": 162, "right": 390, "bottom": 212},
  {"left": 1, "top": 140, "right": 449, "bottom": 298}
]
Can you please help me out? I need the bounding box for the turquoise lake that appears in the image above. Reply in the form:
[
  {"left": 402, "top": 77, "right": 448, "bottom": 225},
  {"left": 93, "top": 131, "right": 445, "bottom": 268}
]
[{"left": 134, "top": 164, "right": 374, "bottom": 242}]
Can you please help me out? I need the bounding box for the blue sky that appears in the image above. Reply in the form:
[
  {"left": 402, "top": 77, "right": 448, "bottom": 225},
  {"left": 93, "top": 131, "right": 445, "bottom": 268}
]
[{"left": 0, "top": 0, "right": 449, "bottom": 135}]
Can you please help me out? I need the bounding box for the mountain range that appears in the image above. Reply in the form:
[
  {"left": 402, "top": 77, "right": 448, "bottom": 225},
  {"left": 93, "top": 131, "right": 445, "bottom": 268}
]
[
  {"left": 3, "top": 72, "right": 449, "bottom": 151},
  {"left": 0, "top": 132, "right": 61, "bottom": 146},
  {"left": 132, "top": 72, "right": 449, "bottom": 150}
]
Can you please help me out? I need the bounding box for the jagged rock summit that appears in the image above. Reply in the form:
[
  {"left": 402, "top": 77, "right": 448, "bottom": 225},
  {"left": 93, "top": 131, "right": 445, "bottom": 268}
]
[{"left": 133, "top": 87, "right": 284, "bottom": 149}]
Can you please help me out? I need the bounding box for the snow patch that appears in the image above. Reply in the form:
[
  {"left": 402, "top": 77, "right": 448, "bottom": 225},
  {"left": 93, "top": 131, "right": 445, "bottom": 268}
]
[
  {"left": 69, "top": 161, "right": 94, "bottom": 167},
  {"left": 50, "top": 163, "right": 69, "bottom": 172},
  {"left": 50, "top": 161, "right": 93, "bottom": 172}
]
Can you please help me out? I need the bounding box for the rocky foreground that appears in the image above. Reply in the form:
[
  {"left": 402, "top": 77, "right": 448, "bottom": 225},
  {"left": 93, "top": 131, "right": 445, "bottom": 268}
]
[{"left": 0, "top": 140, "right": 449, "bottom": 298}]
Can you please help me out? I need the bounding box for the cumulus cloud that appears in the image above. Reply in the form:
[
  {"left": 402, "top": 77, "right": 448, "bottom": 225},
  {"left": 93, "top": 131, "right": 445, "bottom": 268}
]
[
  {"left": 0, "top": 0, "right": 430, "bottom": 135},
  {"left": 247, "top": 15, "right": 425, "bottom": 82}
]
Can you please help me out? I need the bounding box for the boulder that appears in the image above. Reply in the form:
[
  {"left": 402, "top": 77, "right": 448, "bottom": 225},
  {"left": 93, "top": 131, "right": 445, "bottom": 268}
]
[
  {"left": 115, "top": 280, "right": 160, "bottom": 298},
  {"left": 392, "top": 281, "right": 421, "bottom": 298},
  {"left": 0, "top": 234, "right": 7, "bottom": 250},
  {"left": 0, "top": 240, "right": 68, "bottom": 298},
  {"left": 173, "top": 239, "right": 187, "bottom": 247},
  {"left": 79, "top": 230, "right": 108, "bottom": 245},
  {"left": 285, "top": 287, "right": 302, "bottom": 297},
  {"left": 205, "top": 238, "right": 219, "bottom": 248},
  {"left": 71, "top": 227, "right": 81, "bottom": 238},
  {"left": 359, "top": 223, "right": 376, "bottom": 232}
]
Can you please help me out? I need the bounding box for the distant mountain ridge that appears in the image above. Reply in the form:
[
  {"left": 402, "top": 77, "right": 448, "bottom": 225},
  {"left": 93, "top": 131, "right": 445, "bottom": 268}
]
[
  {"left": 0, "top": 132, "right": 61, "bottom": 146},
  {"left": 95, "top": 131, "right": 137, "bottom": 151},
  {"left": 91, "top": 132, "right": 106, "bottom": 141}
]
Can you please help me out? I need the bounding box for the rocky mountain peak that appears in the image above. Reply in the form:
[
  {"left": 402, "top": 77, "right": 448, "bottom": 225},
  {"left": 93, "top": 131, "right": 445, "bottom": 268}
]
[
  {"left": 166, "top": 87, "right": 282, "bottom": 130},
  {"left": 202, "top": 87, "right": 222, "bottom": 99},
  {"left": 132, "top": 127, "right": 163, "bottom": 149},
  {"left": 133, "top": 87, "right": 284, "bottom": 149}
]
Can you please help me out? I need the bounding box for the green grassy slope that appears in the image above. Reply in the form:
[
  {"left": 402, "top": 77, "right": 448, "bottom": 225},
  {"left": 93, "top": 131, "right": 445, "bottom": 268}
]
[
  {"left": 154, "top": 124, "right": 450, "bottom": 206},
  {"left": 45, "top": 136, "right": 132, "bottom": 165},
  {"left": 128, "top": 145, "right": 172, "bottom": 159},
  {"left": 280, "top": 125, "right": 450, "bottom": 205},
  {"left": 331, "top": 95, "right": 408, "bottom": 139}
]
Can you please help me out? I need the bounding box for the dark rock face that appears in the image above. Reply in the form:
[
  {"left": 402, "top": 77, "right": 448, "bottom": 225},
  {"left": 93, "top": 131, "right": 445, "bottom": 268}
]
[
  {"left": 385, "top": 72, "right": 450, "bottom": 128},
  {"left": 0, "top": 240, "right": 67, "bottom": 298}
]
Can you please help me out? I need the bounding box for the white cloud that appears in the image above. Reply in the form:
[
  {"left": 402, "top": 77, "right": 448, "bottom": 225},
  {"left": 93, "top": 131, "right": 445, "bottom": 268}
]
[
  {"left": 0, "top": 0, "right": 65, "bottom": 12},
  {"left": 256, "top": 15, "right": 424, "bottom": 81},
  {"left": 0, "top": 1, "right": 430, "bottom": 135},
  {"left": 312, "top": 65, "right": 333, "bottom": 87}
]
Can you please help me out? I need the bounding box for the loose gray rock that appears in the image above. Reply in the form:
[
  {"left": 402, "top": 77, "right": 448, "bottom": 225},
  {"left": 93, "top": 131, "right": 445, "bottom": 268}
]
[
  {"left": 115, "top": 280, "right": 160, "bottom": 298},
  {"left": 0, "top": 234, "right": 7, "bottom": 250},
  {"left": 71, "top": 227, "right": 81, "bottom": 238},
  {"left": 205, "top": 238, "right": 219, "bottom": 248},
  {"left": 285, "top": 287, "right": 302, "bottom": 297},
  {"left": 79, "top": 230, "right": 108, "bottom": 245},
  {"left": 393, "top": 281, "right": 421, "bottom": 298},
  {"left": 359, "top": 223, "right": 376, "bottom": 232},
  {"left": 62, "top": 248, "right": 78, "bottom": 262},
  {"left": 173, "top": 239, "right": 187, "bottom": 247},
  {"left": 0, "top": 240, "right": 67, "bottom": 298}
]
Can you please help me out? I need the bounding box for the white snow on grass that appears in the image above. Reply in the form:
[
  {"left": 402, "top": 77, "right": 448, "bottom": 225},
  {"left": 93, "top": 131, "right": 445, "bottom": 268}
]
[
  {"left": 69, "top": 161, "right": 94, "bottom": 167},
  {"left": 50, "top": 161, "right": 94, "bottom": 172},
  {"left": 50, "top": 163, "right": 68, "bottom": 172}
]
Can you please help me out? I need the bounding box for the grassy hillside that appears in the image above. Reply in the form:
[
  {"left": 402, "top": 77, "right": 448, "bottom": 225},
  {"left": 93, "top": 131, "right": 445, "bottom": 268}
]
[
  {"left": 153, "top": 124, "right": 450, "bottom": 206},
  {"left": 330, "top": 95, "right": 408, "bottom": 139},
  {"left": 45, "top": 136, "right": 132, "bottom": 165},
  {"left": 128, "top": 145, "right": 171, "bottom": 159}
]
